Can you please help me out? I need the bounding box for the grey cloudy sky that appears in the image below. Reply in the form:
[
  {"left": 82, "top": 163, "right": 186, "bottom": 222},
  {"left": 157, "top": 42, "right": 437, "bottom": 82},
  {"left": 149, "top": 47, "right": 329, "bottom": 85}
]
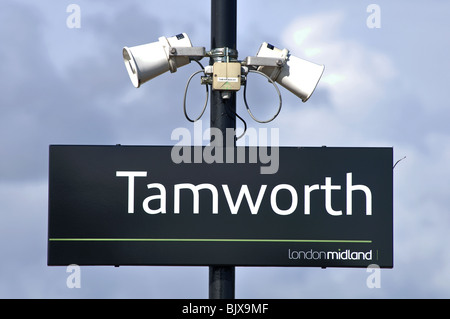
[{"left": 1, "top": 0, "right": 450, "bottom": 298}]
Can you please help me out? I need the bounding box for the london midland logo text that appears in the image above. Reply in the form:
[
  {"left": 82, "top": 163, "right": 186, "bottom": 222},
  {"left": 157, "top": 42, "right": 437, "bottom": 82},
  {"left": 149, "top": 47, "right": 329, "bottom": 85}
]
[{"left": 288, "top": 249, "right": 373, "bottom": 261}]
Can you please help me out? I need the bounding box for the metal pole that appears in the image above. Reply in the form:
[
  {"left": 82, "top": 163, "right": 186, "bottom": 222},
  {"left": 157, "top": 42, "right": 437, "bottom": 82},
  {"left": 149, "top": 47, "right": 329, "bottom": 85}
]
[
  {"left": 209, "top": 0, "right": 237, "bottom": 300},
  {"left": 210, "top": 0, "right": 237, "bottom": 141}
]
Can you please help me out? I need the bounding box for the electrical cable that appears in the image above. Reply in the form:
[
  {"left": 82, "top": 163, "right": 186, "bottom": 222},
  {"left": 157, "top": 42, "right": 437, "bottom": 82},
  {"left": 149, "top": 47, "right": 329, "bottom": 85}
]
[
  {"left": 243, "top": 69, "right": 282, "bottom": 124},
  {"left": 183, "top": 62, "right": 281, "bottom": 139},
  {"left": 183, "top": 60, "right": 247, "bottom": 140},
  {"left": 234, "top": 110, "right": 247, "bottom": 141},
  {"left": 183, "top": 61, "right": 209, "bottom": 122},
  {"left": 226, "top": 104, "right": 247, "bottom": 141}
]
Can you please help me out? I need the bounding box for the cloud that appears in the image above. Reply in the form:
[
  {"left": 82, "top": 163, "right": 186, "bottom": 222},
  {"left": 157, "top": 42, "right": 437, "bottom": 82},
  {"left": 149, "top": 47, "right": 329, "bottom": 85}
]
[
  {"left": 282, "top": 11, "right": 396, "bottom": 112},
  {"left": 0, "top": 2, "right": 121, "bottom": 181},
  {"left": 259, "top": 11, "right": 406, "bottom": 148}
]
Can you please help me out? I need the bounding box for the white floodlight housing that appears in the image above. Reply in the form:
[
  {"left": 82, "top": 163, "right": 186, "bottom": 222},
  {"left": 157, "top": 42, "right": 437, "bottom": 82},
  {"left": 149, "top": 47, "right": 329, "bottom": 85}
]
[
  {"left": 255, "top": 42, "right": 324, "bottom": 102},
  {"left": 123, "top": 33, "right": 193, "bottom": 88}
]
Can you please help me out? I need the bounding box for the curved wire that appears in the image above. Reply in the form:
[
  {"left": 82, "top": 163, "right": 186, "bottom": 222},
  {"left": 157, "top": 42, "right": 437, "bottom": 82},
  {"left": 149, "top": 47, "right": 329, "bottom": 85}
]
[
  {"left": 235, "top": 111, "right": 247, "bottom": 141},
  {"left": 243, "top": 69, "right": 282, "bottom": 124},
  {"left": 183, "top": 62, "right": 209, "bottom": 123},
  {"left": 226, "top": 105, "right": 247, "bottom": 141}
]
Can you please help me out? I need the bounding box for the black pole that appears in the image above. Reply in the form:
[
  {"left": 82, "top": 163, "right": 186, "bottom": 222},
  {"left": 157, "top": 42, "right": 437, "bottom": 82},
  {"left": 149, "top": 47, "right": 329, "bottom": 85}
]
[
  {"left": 210, "top": 0, "right": 237, "bottom": 143},
  {"left": 209, "top": 0, "right": 237, "bottom": 300}
]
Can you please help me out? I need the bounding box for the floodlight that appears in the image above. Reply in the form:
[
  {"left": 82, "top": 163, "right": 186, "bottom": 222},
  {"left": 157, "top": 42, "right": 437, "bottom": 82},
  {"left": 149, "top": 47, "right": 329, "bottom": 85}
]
[
  {"left": 122, "top": 33, "right": 193, "bottom": 88},
  {"left": 255, "top": 42, "right": 324, "bottom": 102},
  {"left": 121, "top": 34, "right": 325, "bottom": 133}
]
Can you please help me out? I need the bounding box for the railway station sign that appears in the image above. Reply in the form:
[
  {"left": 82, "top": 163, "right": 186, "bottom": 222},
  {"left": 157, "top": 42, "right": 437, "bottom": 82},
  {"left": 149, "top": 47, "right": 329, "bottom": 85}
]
[{"left": 48, "top": 145, "right": 393, "bottom": 268}]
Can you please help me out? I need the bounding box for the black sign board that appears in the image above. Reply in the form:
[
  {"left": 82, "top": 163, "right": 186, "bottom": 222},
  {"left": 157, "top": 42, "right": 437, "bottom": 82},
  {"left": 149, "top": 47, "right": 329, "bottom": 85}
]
[{"left": 48, "top": 145, "right": 393, "bottom": 268}]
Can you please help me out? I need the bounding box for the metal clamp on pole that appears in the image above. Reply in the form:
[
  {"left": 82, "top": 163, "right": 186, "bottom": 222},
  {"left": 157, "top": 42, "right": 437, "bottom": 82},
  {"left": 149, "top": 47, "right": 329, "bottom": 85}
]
[{"left": 207, "top": 47, "right": 239, "bottom": 62}]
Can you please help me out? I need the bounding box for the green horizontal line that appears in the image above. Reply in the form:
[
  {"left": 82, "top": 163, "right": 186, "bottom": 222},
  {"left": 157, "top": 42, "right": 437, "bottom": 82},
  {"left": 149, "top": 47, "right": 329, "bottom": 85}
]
[{"left": 49, "top": 238, "right": 372, "bottom": 244}]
